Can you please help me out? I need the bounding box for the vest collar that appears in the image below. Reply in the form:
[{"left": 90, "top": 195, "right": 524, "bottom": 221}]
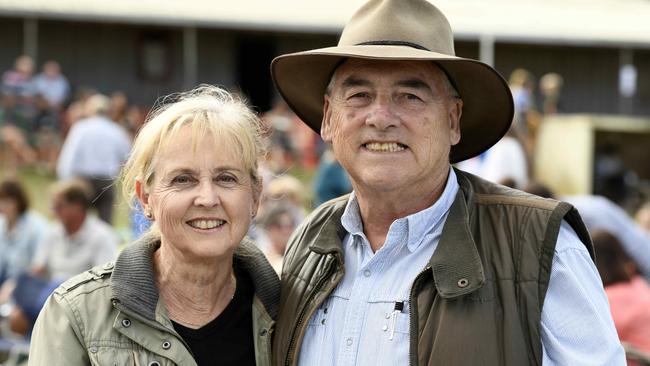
[
  {"left": 308, "top": 196, "right": 349, "bottom": 256},
  {"left": 430, "top": 169, "right": 486, "bottom": 298}
]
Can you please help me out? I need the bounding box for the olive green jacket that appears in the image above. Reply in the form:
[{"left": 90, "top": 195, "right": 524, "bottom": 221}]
[
  {"left": 29, "top": 235, "right": 279, "bottom": 366},
  {"left": 273, "top": 169, "right": 593, "bottom": 366}
]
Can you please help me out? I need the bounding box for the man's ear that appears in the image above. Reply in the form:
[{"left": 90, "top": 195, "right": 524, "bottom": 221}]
[
  {"left": 320, "top": 95, "right": 333, "bottom": 143},
  {"left": 449, "top": 98, "right": 463, "bottom": 146}
]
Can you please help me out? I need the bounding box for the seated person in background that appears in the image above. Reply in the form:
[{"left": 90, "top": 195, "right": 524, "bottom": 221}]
[
  {"left": 259, "top": 203, "right": 297, "bottom": 274},
  {"left": 0, "top": 179, "right": 47, "bottom": 288},
  {"left": 591, "top": 229, "right": 650, "bottom": 360},
  {"left": 31, "top": 179, "right": 118, "bottom": 282},
  {"left": 637, "top": 201, "right": 650, "bottom": 236}
]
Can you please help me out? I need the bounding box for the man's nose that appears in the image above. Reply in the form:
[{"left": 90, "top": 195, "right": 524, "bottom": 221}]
[{"left": 364, "top": 95, "right": 399, "bottom": 130}]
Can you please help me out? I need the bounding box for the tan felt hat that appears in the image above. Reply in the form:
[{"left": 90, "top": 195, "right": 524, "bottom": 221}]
[{"left": 271, "top": 0, "right": 514, "bottom": 163}]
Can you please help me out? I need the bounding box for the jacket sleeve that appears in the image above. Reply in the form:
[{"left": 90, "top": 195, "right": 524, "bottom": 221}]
[{"left": 29, "top": 291, "right": 90, "bottom": 365}]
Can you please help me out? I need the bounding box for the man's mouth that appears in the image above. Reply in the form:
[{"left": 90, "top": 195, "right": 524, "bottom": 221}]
[
  {"left": 186, "top": 219, "right": 225, "bottom": 230},
  {"left": 363, "top": 142, "right": 407, "bottom": 152}
]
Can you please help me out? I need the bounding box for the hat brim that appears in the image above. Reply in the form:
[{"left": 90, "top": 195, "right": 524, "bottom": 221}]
[{"left": 271, "top": 45, "right": 514, "bottom": 163}]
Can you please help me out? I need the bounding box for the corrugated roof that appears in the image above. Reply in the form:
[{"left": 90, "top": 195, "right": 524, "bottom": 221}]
[{"left": 1, "top": 0, "right": 649, "bottom": 47}]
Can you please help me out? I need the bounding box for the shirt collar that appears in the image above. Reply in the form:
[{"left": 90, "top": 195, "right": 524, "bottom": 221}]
[{"left": 341, "top": 167, "right": 459, "bottom": 253}]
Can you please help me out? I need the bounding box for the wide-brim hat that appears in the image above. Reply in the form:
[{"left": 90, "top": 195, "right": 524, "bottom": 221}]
[{"left": 271, "top": 0, "right": 514, "bottom": 163}]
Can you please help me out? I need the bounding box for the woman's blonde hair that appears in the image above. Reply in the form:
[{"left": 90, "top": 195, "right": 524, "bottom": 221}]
[{"left": 120, "top": 85, "right": 267, "bottom": 208}]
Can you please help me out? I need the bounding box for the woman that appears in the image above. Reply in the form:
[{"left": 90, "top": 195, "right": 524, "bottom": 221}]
[{"left": 29, "top": 85, "right": 280, "bottom": 366}]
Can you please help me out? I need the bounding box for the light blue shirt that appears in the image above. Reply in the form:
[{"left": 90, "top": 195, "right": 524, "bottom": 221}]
[
  {"left": 0, "top": 211, "right": 48, "bottom": 284},
  {"left": 56, "top": 115, "right": 132, "bottom": 180},
  {"left": 298, "top": 168, "right": 625, "bottom": 365}
]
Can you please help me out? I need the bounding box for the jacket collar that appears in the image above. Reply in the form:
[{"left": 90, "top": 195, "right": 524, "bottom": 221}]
[
  {"left": 110, "top": 234, "right": 280, "bottom": 322},
  {"left": 430, "top": 169, "right": 485, "bottom": 298},
  {"left": 308, "top": 196, "right": 349, "bottom": 256}
]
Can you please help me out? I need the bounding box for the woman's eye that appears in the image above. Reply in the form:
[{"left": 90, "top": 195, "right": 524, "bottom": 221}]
[
  {"left": 216, "top": 174, "right": 238, "bottom": 184},
  {"left": 172, "top": 175, "right": 192, "bottom": 184}
]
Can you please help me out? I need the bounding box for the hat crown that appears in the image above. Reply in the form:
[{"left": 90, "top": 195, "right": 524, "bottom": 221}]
[{"left": 338, "top": 0, "right": 455, "bottom": 56}]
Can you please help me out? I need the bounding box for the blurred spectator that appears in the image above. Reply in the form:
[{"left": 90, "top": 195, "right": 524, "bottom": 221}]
[
  {"left": 456, "top": 126, "right": 528, "bottom": 189},
  {"left": 6, "top": 272, "right": 59, "bottom": 337},
  {"left": 31, "top": 179, "right": 118, "bottom": 282},
  {"left": 264, "top": 175, "right": 308, "bottom": 224},
  {"left": 313, "top": 147, "right": 352, "bottom": 205},
  {"left": 591, "top": 230, "right": 650, "bottom": 360},
  {"left": 539, "top": 72, "right": 564, "bottom": 115},
  {"left": 32, "top": 60, "right": 70, "bottom": 110},
  {"left": 508, "top": 68, "right": 537, "bottom": 137},
  {"left": 258, "top": 203, "right": 297, "bottom": 274},
  {"left": 1, "top": 56, "right": 38, "bottom": 172},
  {"left": 1, "top": 55, "right": 36, "bottom": 99},
  {"left": 0, "top": 180, "right": 47, "bottom": 287},
  {"left": 33, "top": 94, "right": 62, "bottom": 173},
  {"left": 56, "top": 93, "right": 132, "bottom": 223},
  {"left": 523, "top": 182, "right": 650, "bottom": 281},
  {"left": 637, "top": 201, "right": 650, "bottom": 235}
]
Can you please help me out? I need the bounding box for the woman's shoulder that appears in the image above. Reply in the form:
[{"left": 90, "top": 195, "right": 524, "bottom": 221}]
[{"left": 55, "top": 262, "right": 115, "bottom": 301}]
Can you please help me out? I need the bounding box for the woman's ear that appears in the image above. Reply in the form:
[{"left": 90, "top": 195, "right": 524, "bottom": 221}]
[{"left": 135, "top": 180, "right": 153, "bottom": 219}]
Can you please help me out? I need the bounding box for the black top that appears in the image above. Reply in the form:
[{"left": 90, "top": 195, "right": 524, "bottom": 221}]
[{"left": 173, "top": 267, "right": 256, "bottom": 366}]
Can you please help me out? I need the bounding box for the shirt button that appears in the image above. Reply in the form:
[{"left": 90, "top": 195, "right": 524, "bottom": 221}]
[
  {"left": 162, "top": 341, "right": 171, "bottom": 350},
  {"left": 385, "top": 313, "right": 391, "bottom": 319},
  {"left": 346, "top": 338, "right": 353, "bottom": 346},
  {"left": 89, "top": 346, "right": 98, "bottom": 353},
  {"left": 382, "top": 325, "right": 388, "bottom": 331},
  {"left": 363, "top": 270, "right": 371, "bottom": 277},
  {"left": 457, "top": 278, "right": 469, "bottom": 288}
]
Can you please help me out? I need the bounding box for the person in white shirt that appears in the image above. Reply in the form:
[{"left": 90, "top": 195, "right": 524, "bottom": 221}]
[
  {"left": 56, "top": 94, "right": 132, "bottom": 223},
  {"left": 32, "top": 179, "right": 118, "bottom": 282}
]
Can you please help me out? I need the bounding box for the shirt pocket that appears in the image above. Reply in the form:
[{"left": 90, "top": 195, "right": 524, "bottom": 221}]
[{"left": 367, "top": 300, "right": 410, "bottom": 365}]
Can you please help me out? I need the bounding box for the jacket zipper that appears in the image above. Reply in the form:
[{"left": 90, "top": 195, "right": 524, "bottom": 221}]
[
  {"left": 285, "top": 255, "right": 338, "bottom": 366},
  {"left": 408, "top": 266, "right": 432, "bottom": 366}
]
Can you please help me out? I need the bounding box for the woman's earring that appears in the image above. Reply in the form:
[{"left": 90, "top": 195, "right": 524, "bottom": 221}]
[{"left": 144, "top": 209, "right": 153, "bottom": 220}]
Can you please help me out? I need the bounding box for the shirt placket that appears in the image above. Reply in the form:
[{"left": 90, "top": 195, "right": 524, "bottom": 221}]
[{"left": 337, "top": 226, "right": 406, "bottom": 366}]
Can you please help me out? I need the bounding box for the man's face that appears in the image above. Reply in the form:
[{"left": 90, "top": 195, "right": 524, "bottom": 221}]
[{"left": 321, "top": 59, "right": 462, "bottom": 195}]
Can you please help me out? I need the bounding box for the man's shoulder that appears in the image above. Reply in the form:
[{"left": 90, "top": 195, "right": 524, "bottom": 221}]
[{"left": 457, "top": 169, "right": 560, "bottom": 211}]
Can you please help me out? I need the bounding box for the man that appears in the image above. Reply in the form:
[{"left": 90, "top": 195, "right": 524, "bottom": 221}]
[
  {"left": 31, "top": 179, "right": 118, "bottom": 282},
  {"left": 56, "top": 93, "right": 132, "bottom": 223},
  {"left": 270, "top": 0, "right": 625, "bottom": 365}
]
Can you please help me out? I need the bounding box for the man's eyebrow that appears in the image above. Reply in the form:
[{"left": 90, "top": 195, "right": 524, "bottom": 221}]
[
  {"left": 395, "top": 79, "right": 432, "bottom": 92},
  {"left": 341, "top": 77, "right": 372, "bottom": 89}
]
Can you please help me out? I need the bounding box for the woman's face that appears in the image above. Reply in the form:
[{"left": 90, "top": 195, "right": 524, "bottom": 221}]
[{"left": 140, "top": 125, "right": 260, "bottom": 261}]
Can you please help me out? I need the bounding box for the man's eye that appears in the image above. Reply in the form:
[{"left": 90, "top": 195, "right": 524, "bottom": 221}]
[
  {"left": 404, "top": 93, "right": 423, "bottom": 101},
  {"left": 350, "top": 92, "right": 369, "bottom": 99}
]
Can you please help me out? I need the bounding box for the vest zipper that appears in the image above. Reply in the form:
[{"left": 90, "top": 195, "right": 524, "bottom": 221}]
[
  {"left": 409, "top": 266, "right": 432, "bottom": 366},
  {"left": 285, "top": 255, "right": 338, "bottom": 366}
]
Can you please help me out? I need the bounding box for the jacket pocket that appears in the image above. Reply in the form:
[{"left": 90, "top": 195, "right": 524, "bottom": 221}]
[{"left": 88, "top": 344, "right": 174, "bottom": 366}]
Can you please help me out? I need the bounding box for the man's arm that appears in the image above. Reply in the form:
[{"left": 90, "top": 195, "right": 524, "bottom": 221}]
[{"left": 540, "top": 221, "right": 626, "bottom": 365}]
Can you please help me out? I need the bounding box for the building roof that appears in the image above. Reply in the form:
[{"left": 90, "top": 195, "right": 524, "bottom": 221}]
[{"left": 1, "top": 0, "right": 649, "bottom": 48}]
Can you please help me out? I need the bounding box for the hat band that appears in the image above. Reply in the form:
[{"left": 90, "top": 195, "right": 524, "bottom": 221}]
[{"left": 356, "top": 40, "right": 430, "bottom": 51}]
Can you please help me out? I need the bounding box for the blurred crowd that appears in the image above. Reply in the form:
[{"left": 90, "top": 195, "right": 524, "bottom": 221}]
[{"left": 1, "top": 54, "right": 650, "bottom": 364}]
